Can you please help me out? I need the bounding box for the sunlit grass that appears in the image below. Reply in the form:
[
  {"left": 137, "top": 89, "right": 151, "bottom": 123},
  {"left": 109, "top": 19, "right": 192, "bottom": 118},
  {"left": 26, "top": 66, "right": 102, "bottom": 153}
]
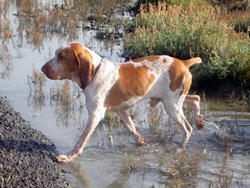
[{"left": 123, "top": 1, "right": 250, "bottom": 89}]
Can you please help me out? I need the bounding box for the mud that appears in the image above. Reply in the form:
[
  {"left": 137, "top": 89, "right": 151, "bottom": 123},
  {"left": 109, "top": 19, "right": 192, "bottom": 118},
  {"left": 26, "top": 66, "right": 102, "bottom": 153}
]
[{"left": 0, "top": 94, "right": 71, "bottom": 187}]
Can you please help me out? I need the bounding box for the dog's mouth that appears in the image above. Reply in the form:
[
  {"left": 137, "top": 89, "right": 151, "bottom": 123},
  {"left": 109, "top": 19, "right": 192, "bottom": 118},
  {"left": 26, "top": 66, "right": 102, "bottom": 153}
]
[{"left": 41, "top": 65, "right": 65, "bottom": 80}]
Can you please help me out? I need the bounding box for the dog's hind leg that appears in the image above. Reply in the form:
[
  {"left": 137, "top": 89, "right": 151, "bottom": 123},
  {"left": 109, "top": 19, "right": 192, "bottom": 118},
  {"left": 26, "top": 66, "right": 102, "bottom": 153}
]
[
  {"left": 162, "top": 100, "right": 193, "bottom": 149},
  {"left": 184, "top": 95, "right": 204, "bottom": 129},
  {"left": 117, "top": 110, "right": 146, "bottom": 145}
]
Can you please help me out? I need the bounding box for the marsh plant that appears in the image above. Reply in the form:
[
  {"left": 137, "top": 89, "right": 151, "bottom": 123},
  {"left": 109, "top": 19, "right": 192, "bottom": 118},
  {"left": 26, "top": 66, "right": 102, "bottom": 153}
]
[
  {"left": 158, "top": 144, "right": 201, "bottom": 186},
  {"left": 122, "top": 146, "right": 201, "bottom": 187},
  {"left": 236, "top": 162, "right": 250, "bottom": 187},
  {"left": 147, "top": 104, "right": 181, "bottom": 145},
  {"left": 128, "top": 104, "right": 141, "bottom": 120},
  {"left": 27, "top": 66, "right": 46, "bottom": 112},
  {"left": 0, "top": 45, "right": 13, "bottom": 79},
  {"left": 49, "top": 80, "right": 83, "bottom": 127},
  {"left": 0, "top": 0, "right": 13, "bottom": 41},
  {"left": 148, "top": 105, "right": 163, "bottom": 127},
  {"left": 122, "top": 150, "right": 148, "bottom": 172},
  {"left": 100, "top": 105, "right": 141, "bottom": 133},
  {"left": 101, "top": 111, "right": 119, "bottom": 125},
  {"left": 4, "top": 0, "right": 132, "bottom": 51},
  {"left": 209, "top": 147, "right": 234, "bottom": 188},
  {"left": 123, "top": 2, "right": 250, "bottom": 89},
  {"left": 165, "top": 151, "right": 200, "bottom": 187}
]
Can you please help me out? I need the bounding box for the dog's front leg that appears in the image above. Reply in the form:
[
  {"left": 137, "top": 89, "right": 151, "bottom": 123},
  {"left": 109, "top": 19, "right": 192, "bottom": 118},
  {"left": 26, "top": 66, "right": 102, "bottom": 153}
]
[{"left": 56, "top": 105, "right": 106, "bottom": 163}]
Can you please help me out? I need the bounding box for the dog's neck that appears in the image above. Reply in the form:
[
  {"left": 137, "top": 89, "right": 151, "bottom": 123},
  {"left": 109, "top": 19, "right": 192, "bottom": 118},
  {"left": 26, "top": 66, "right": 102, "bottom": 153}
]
[{"left": 81, "top": 59, "right": 102, "bottom": 90}]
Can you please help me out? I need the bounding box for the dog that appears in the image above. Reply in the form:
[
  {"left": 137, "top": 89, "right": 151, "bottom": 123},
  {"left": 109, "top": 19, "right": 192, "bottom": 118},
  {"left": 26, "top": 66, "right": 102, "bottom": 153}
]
[{"left": 41, "top": 42, "right": 204, "bottom": 163}]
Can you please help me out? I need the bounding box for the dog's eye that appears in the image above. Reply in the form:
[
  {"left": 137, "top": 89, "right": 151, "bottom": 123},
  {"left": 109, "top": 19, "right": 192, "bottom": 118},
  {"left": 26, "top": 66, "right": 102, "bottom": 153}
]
[{"left": 58, "top": 52, "right": 66, "bottom": 59}]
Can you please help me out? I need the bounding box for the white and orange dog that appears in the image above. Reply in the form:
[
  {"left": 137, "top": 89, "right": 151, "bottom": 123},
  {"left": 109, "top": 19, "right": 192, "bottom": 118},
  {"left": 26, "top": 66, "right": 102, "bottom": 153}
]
[{"left": 41, "top": 42, "right": 204, "bottom": 163}]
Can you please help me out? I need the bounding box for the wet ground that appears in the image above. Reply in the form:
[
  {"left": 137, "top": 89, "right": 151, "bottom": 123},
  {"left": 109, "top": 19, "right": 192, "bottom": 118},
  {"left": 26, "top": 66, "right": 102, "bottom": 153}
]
[{"left": 0, "top": 0, "right": 250, "bottom": 187}]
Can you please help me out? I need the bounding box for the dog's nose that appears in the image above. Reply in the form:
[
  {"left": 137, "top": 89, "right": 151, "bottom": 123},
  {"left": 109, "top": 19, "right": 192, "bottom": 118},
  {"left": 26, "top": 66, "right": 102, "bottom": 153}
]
[{"left": 41, "top": 65, "right": 47, "bottom": 74}]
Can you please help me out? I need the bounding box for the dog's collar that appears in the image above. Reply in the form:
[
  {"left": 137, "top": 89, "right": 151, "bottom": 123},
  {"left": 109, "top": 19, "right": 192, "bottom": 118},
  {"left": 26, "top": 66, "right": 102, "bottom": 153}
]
[{"left": 81, "top": 59, "right": 102, "bottom": 90}]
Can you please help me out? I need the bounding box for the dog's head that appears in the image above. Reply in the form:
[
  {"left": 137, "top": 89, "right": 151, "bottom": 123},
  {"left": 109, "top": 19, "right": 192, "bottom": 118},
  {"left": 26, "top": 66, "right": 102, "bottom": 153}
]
[{"left": 41, "top": 43, "right": 100, "bottom": 87}]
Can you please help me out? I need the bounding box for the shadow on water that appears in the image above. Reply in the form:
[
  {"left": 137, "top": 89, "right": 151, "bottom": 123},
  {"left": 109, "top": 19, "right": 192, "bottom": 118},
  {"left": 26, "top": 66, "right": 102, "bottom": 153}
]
[{"left": 0, "top": 0, "right": 250, "bottom": 187}]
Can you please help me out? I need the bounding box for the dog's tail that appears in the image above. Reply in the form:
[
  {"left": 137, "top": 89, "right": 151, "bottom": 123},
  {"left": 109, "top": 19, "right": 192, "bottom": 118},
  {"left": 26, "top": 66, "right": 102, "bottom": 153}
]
[{"left": 184, "top": 57, "right": 202, "bottom": 68}]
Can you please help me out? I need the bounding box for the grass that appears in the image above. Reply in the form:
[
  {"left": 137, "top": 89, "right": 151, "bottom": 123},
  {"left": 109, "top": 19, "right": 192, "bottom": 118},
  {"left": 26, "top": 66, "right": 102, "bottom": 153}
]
[
  {"left": 209, "top": 147, "right": 234, "bottom": 188},
  {"left": 148, "top": 105, "right": 163, "bottom": 127},
  {"left": 122, "top": 151, "right": 147, "bottom": 171},
  {"left": 101, "top": 111, "right": 119, "bottom": 125},
  {"left": 122, "top": 1, "right": 250, "bottom": 90}
]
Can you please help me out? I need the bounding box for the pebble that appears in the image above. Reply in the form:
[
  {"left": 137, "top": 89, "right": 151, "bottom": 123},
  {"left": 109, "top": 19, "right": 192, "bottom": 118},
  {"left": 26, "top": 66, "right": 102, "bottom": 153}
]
[{"left": 0, "top": 95, "right": 71, "bottom": 187}]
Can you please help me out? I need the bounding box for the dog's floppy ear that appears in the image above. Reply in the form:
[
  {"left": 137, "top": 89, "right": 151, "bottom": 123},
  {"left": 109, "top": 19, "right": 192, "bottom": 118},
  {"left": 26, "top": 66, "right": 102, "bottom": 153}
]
[{"left": 75, "top": 49, "right": 95, "bottom": 88}]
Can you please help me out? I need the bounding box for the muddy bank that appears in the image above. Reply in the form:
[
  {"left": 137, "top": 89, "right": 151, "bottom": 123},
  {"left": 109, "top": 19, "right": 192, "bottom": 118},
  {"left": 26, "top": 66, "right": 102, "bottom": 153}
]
[{"left": 0, "top": 94, "right": 70, "bottom": 187}]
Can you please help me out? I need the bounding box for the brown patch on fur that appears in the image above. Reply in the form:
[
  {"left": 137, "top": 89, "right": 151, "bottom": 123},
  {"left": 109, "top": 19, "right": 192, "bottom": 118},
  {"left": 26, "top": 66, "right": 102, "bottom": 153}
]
[
  {"left": 169, "top": 57, "right": 201, "bottom": 94},
  {"left": 182, "top": 72, "right": 192, "bottom": 95},
  {"left": 132, "top": 56, "right": 160, "bottom": 63},
  {"left": 105, "top": 64, "right": 155, "bottom": 108},
  {"left": 169, "top": 59, "right": 191, "bottom": 94}
]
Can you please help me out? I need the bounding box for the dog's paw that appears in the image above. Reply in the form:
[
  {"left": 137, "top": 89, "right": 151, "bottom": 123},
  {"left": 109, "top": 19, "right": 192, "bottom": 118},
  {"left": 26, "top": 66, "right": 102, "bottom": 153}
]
[
  {"left": 136, "top": 137, "right": 146, "bottom": 146},
  {"left": 56, "top": 154, "right": 71, "bottom": 163},
  {"left": 196, "top": 114, "right": 204, "bottom": 129}
]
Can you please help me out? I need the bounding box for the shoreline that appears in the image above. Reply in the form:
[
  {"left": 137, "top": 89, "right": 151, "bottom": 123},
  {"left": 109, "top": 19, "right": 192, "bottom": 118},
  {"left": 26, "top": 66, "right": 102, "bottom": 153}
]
[{"left": 0, "top": 94, "right": 71, "bottom": 187}]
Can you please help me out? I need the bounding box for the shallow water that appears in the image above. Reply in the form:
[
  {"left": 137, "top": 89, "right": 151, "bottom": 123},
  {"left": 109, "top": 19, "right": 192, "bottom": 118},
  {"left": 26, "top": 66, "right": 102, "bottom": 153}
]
[{"left": 1, "top": 0, "right": 250, "bottom": 187}]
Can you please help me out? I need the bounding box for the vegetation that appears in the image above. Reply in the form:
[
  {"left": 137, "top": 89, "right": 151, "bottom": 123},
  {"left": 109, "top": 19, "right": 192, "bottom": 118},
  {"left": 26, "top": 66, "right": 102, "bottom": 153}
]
[{"left": 123, "top": 1, "right": 250, "bottom": 91}]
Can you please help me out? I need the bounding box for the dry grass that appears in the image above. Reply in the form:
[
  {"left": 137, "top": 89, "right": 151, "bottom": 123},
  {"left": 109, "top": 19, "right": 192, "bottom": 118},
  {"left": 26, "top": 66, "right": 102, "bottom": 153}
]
[
  {"left": 0, "top": 45, "right": 13, "bottom": 79},
  {"left": 209, "top": 147, "right": 234, "bottom": 188},
  {"left": 0, "top": 0, "right": 131, "bottom": 51},
  {"left": 27, "top": 67, "right": 46, "bottom": 112},
  {"left": 27, "top": 66, "right": 46, "bottom": 112},
  {"left": 49, "top": 80, "right": 83, "bottom": 127},
  {"left": 27, "top": 66, "right": 46, "bottom": 93},
  {"left": 122, "top": 151, "right": 147, "bottom": 171},
  {"left": 0, "top": 0, "right": 13, "bottom": 40},
  {"left": 101, "top": 111, "right": 119, "bottom": 125},
  {"left": 148, "top": 106, "right": 163, "bottom": 127}
]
